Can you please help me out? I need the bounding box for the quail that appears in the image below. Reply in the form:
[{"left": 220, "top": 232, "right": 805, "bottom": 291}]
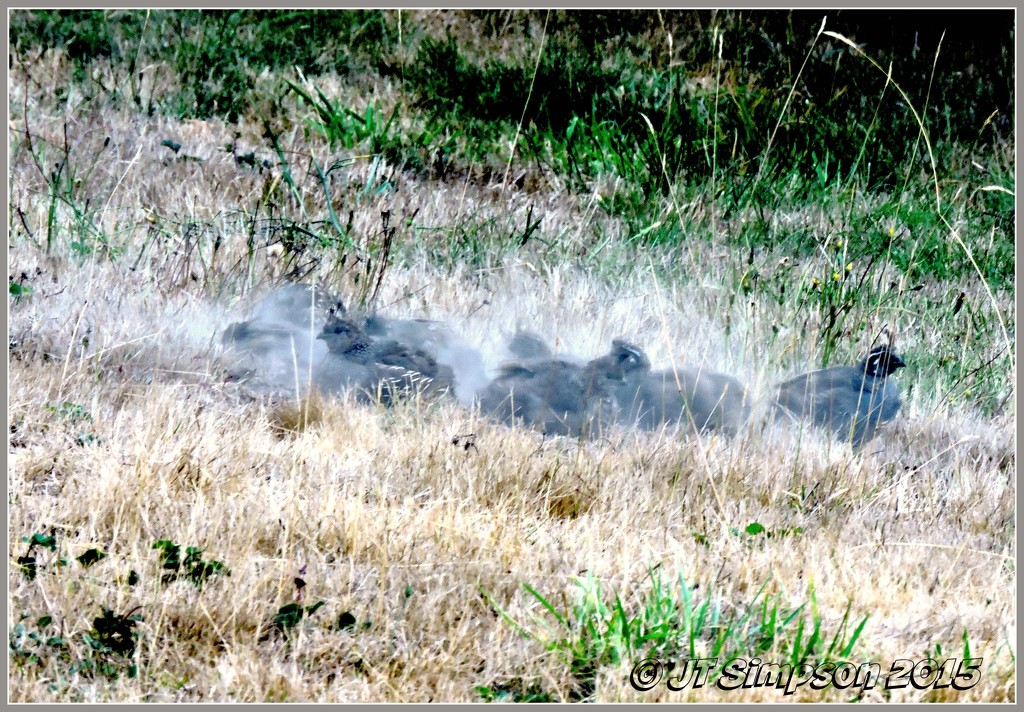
[
  {"left": 317, "top": 315, "right": 454, "bottom": 404},
  {"left": 312, "top": 354, "right": 373, "bottom": 398},
  {"left": 365, "top": 313, "right": 488, "bottom": 406},
  {"left": 480, "top": 339, "right": 648, "bottom": 437},
  {"left": 221, "top": 283, "right": 343, "bottom": 389},
  {"left": 617, "top": 363, "right": 751, "bottom": 436},
  {"left": 774, "top": 344, "right": 906, "bottom": 447},
  {"left": 317, "top": 315, "right": 375, "bottom": 359}
]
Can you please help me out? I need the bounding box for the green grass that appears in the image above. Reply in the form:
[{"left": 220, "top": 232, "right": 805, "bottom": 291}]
[
  {"left": 482, "top": 567, "right": 871, "bottom": 701},
  {"left": 11, "top": 10, "right": 398, "bottom": 121},
  {"left": 11, "top": 10, "right": 1012, "bottom": 200},
  {"left": 10, "top": 10, "right": 1013, "bottom": 285}
]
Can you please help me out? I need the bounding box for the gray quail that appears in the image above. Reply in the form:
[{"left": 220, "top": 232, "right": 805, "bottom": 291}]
[
  {"left": 221, "top": 283, "right": 343, "bottom": 390},
  {"left": 317, "top": 315, "right": 454, "bottom": 404},
  {"left": 364, "top": 313, "right": 487, "bottom": 405},
  {"left": 480, "top": 339, "right": 648, "bottom": 437},
  {"left": 774, "top": 344, "right": 906, "bottom": 447}
]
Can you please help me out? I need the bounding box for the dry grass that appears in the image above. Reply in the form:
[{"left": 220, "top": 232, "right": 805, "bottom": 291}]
[{"left": 8, "top": 45, "right": 1015, "bottom": 702}]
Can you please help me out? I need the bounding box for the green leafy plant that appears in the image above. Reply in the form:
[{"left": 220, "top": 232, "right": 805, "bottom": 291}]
[
  {"left": 10, "top": 608, "right": 144, "bottom": 685},
  {"left": 153, "top": 539, "right": 229, "bottom": 587},
  {"left": 16, "top": 532, "right": 65, "bottom": 581},
  {"left": 79, "top": 607, "right": 143, "bottom": 680},
  {"left": 44, "top": 402, "right": 92, "bottom": 421},
  {"left": 729, "top": 521, "right": 805, "bottom": 542},
  {"left": 262, "top": 601, "right": 326, "bottom": 641},
  {"left": 75, "top": 548, "right": 107, "bottom": 568},
  {"left": 475, "top": 679, "right": 556, "bottom": 703},
  {"left": 10, "top": 613, "right": 70, "bottom": 670},
  {"left": 9, "top": 279, "right": 33, "bottom": 298}
]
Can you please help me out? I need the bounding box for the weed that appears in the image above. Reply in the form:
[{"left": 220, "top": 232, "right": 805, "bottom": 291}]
[
  {"left": 152, "top": 540, "right": 230, "bottom": 587},
  {"left": 9, "top": 279, "right": 34, "bottom": 298},
  {"left": 10, "top": 607, "right": 143, "bottom": 688},
  {"left": 79, "top": 607, "right": 143, "bottom": 680},
  {"left": 729, "top": 521, "right": 805, "bottom": 541},
  {"left": 44, "top": 402, "right": 92, "bottom": 421},
  {"left": 75, "top": 548, "right": 107, "bottom": 568},
  {"left": 16, "top": 532, "right": 64, "bottom": 581},
  {"left": 262, "top": 601, "right": 327, "bottom": 642},
  {"left": 10, "top": 613, "right": 72, "bottom": 675},
  {"left": 475, "top": 679, "right": 556, "bottom": 702}
]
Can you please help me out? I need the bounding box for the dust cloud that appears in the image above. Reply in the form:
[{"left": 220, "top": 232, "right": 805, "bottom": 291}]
[{"left": 220, "top": 283, "right": 757, "bottom": 440}]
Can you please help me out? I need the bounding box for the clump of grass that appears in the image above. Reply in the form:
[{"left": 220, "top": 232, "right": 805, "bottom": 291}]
[
  {"left": 270, "top": 393, "right": 327, "bottom": 435},
  {"left": 483, "top": 569, "right": 868, "bottom": 701}
]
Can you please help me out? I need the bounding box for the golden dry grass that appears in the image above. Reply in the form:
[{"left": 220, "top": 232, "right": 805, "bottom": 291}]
[{"left": 8, "top": 46, "right": 1015, "bottom": 702}]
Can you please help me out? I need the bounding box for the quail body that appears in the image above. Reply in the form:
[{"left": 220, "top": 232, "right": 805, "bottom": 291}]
[
  {"left": 617, "top": 365, "right": 751, "bottom": 436},
  {"left": 506, "top": 331, "right": 555, "bottom": 361},
  {"left": 364, "top": 314, "right": 487, "bottom": 406},
  {"left": 774, "top": 344, "right": 906, "bottom": 447},
  {"left": 312, "top": 355, "right": 372, "bottom": 398}
]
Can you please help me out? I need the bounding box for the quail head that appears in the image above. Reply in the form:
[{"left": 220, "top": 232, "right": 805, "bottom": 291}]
[
  {"left": 317, "top": 315, "right": 375, "bottom": 359},
  {"left": 584, "top": 340, "right": 651, "bottom": 387}
]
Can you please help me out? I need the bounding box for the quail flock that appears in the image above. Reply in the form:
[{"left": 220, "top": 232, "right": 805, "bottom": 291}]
[{"left": 221, "top": 283, "right": 906, "bottom": 447}]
